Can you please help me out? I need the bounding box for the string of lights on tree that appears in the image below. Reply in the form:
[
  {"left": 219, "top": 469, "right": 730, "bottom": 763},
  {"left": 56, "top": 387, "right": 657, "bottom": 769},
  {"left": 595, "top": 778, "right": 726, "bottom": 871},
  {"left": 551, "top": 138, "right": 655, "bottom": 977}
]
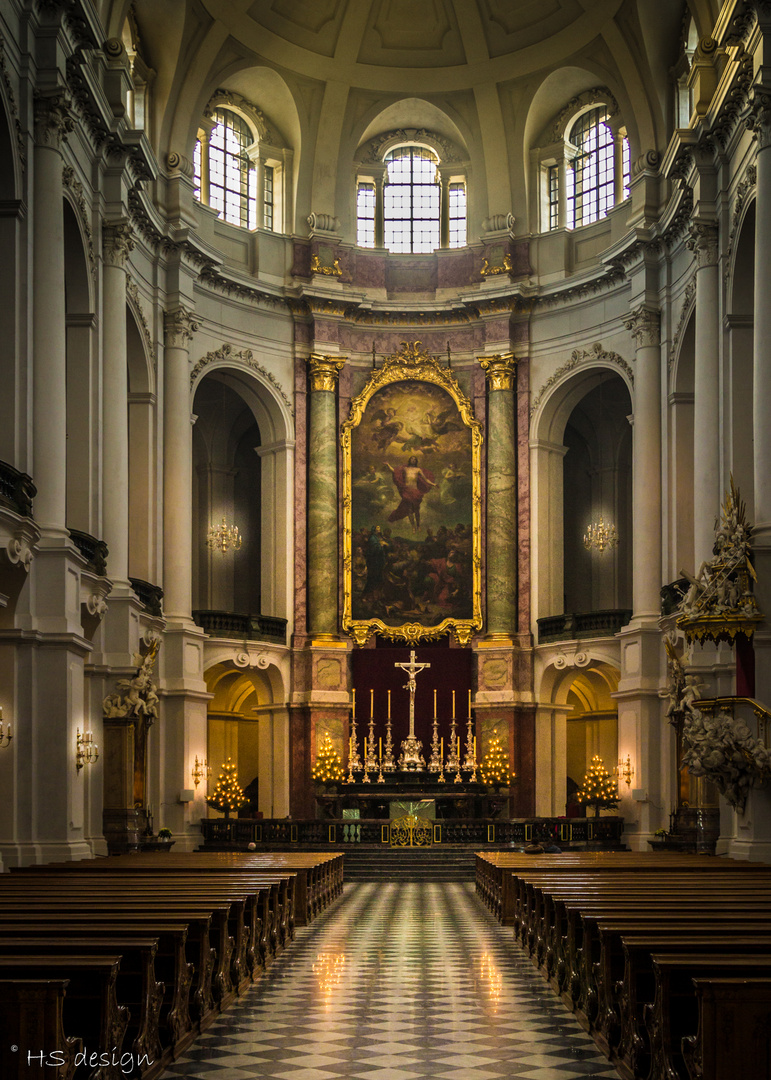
[
  {"left": 478, "top": 736, "right": 512, "bottom": 788},
  {"left": 576, "top": 754, "right": 619, "bottom": 817},
  {"left": 206, "top": 758, "right": 246, "bottom": 819},
  {"left": 312, "top": 733, "right": 345, "bottom": 784}
]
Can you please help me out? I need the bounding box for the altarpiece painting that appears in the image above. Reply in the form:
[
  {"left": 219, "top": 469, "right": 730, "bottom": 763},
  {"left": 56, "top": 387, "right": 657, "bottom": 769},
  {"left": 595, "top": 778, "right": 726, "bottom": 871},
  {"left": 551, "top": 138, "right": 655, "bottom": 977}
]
[{"left": 342, "top": 342, "right": 483, "bottom": 645}]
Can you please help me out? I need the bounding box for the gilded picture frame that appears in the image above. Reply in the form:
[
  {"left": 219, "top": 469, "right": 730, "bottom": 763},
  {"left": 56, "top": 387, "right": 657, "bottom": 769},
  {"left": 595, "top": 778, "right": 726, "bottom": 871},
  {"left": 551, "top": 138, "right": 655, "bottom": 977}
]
[{"left": 341, "top": 341, "right": 483, "bottom": 646}]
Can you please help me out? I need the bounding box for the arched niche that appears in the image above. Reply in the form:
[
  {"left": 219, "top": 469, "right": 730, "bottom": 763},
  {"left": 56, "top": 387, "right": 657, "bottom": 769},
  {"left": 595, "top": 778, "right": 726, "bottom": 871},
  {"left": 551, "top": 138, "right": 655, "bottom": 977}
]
[
  {"left": 204, "top": 658, "right": 289, "bottom": 819},
  {"left": 535, "top": 651, "right": 620, "bottom": 816},
  {"left": 727, "top": 197, "right": 755, "bottom": 521},
  {"left": 0, "top": 94, "right": 22, "bottom": 465},
  {"left": 127, "top": 303, "right": 157, "bottom": 583},
  {"left": 530, "top": 358, "right": 634, "bottom": 625},
  {"left": 190, "top": 358, "right": 294, "bottom": 628},
  {"left": 63, "top": 199, "right": 97, "bottom": 536},
  {"left": 669, "top": 304, "right": 695, "bottom": 574}
]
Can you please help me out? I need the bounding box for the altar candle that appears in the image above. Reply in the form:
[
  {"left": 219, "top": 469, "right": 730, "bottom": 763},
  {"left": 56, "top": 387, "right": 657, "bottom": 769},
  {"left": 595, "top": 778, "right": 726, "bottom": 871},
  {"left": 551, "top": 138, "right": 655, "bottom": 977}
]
[
  {"left": 440, "top": 737, "right": 443, "bottom": 760},
  {"left": 379, "top": 738, "right": 382, "bottom": 759},
  {"left": 452, "top": 690, "right": 455, "bottom": 719},
  {"left": 364, "top": 737, "right": 368, "bottom": 758},
  {"left": 468, "top": 690, "right": 472, "bottom": 718},
  {"left": 387, "top": 690, "right": 391, "bottom": 719},
  {"left": 457, "top": 735, "right": 461, "bottom": 758},
  {"left": 370, "top": 689, "right": 374, "bottom": 718},
  {"left": 352, "top": 688, "right": 356, "bottom": 719},
  {"left": 474, "top": 736, "right": 477, "bottom": 758},
  {"left": 433, "top": 689, "right": 437, "bottom": 719}
]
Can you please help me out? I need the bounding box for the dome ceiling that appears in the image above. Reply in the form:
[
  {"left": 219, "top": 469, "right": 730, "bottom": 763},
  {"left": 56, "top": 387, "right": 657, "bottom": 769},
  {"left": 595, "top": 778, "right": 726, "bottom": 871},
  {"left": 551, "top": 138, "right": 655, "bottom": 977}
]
[{"left": 204, "top": 0, "right": 625, "bottom": 86}]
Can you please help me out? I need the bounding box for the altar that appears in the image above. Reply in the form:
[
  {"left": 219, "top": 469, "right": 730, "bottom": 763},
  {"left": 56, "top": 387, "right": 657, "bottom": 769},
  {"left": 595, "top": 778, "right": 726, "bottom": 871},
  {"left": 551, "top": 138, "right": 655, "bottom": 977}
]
[{"left": 315, "top": 776, "right": 510, "bottom": 821}]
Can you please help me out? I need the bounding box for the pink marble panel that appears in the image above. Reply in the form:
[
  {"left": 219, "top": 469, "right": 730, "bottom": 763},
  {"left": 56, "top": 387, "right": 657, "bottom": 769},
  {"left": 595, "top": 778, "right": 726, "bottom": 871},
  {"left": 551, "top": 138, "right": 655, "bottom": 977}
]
[
  {"left": 516, "top": 357, "right": 531, "bottom": 635},
  {"left": 293, "top": 355, "right": 309, "bottom": 638},
  {"left": 292, "top": 241, "right": 311, "bottom": 278}
]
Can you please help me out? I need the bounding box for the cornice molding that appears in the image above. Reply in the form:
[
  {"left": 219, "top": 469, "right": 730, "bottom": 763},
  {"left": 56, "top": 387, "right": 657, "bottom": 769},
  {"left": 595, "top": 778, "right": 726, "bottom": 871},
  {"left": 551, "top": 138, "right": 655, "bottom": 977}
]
[
  {"left": 530, "top": 343, "right": 634, "bottom": 418},
  {"left": 190, "top": 343, "right": 293, "bottom": 414}
]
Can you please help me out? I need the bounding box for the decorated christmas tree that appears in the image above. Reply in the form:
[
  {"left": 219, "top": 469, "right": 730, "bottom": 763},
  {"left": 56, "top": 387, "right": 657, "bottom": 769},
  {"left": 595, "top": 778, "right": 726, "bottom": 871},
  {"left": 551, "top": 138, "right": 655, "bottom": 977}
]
[
  {"left": 207, "top": 758, "right": 246, "bottom": 819},
  {"left": 479, "top": 736, "right": 512, "bottom": 788},
  {"left": 312, "top": 733, "right": 344, "bottom": 784},
  {"left": 576, "top": 755, "right": 619, "bottom": 817}
]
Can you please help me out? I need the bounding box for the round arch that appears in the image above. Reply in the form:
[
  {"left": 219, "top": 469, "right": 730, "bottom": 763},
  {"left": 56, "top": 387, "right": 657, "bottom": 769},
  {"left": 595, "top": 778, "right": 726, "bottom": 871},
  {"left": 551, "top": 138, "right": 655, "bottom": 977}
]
[{"left": 203, "top": 655, "right": 290, "bottom": 820}]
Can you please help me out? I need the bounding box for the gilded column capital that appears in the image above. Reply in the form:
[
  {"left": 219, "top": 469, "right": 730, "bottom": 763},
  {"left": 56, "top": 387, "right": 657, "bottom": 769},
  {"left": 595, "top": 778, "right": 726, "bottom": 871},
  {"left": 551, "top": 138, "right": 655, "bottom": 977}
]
[
  {"left": 164, "top": 307, "right": 200, "bottom": 348},
  {"left": 624, "top": 306, "right": 660, "bottom": 349},
  {"left": 308, "top": 354, "right": 347, "bottom": 392},
  {"left": 478, "top": 353, "right": 517, "bottom": 391},
  {"left": 102, "top": 220, "right": 135, "bottom": 268},
  {"left": 687, "top": 220, "right": 719, "bottom": 268},
  {"left": 33, "top": 90, "right": 74, "bottom": 149},
  {"left": 746, "top": 86, "right": 771, "bottom": 151}
]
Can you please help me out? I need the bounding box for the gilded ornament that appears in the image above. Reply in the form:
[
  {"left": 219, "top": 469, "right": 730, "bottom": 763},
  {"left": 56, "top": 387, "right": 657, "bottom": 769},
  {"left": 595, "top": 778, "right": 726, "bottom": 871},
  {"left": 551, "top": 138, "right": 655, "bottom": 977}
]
[
  {"left": 478, "top": 353, "right": 517, "bottom": 391},
  {"left": 480, "top": 254, "right": 513, "bottom": 276},
  {"left": 341, "top": 341, "right": 483, "bottom": 647},
  {"left": 310, "top": 254, "right": 342, "bottom": 277},
  {"left": 308, "top": 354, "right": 347, "bottom": 392}
]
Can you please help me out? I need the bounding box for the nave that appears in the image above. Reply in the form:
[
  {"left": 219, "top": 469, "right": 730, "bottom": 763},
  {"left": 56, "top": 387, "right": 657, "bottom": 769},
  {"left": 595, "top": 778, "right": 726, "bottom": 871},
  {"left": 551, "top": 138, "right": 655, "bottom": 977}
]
[{"left": 164, "top": 882, "right": 618, "bottom": 1080}]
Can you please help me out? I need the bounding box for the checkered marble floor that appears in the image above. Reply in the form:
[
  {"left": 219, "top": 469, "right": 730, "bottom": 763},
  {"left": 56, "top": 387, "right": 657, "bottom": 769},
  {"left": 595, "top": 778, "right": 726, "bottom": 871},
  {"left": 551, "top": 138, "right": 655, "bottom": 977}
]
[{"left": 164, "top": 882, "right": 619, "bottom": 1080}]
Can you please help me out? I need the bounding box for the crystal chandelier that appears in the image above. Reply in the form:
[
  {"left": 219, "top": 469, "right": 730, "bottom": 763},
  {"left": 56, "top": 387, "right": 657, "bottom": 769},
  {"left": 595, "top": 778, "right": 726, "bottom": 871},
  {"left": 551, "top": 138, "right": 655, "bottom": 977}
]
[
  {"left": 583, "top": 519, "right": 618, "bottom": 553},
  {"left": 206, "top": 517, "right": 243, "bottom": 554}
]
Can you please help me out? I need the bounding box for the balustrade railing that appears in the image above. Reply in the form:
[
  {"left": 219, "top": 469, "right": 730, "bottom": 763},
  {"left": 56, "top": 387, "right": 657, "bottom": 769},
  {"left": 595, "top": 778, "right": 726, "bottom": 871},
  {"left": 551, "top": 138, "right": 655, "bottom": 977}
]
[
  {"left": 193, "top": 609, "right": 288, "bottom": 644},
  {"left": 200, "top": 815, "right": 625, "bottom": 848},
  {"left": 0, "top": 460, "right": 36, "bottom": 517},
  {"left": 68, "top": 529, "right": 109, "bottom": 575},
  {"left": 537, "top": 609, "right": 632, "bottom": 643},
  {"left": 130, "top": 577, "right": 164, "bottom": 617}
]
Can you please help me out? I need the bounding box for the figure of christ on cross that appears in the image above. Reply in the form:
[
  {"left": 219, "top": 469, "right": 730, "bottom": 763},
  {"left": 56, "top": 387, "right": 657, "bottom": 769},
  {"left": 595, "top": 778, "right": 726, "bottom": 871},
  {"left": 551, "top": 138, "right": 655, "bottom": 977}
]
[{"left": 393, "top": 648, "right": 429, "bottom": 751}]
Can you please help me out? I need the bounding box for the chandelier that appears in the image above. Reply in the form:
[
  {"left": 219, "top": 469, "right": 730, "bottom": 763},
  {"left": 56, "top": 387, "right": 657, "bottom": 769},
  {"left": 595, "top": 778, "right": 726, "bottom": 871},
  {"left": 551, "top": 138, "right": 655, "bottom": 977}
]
[
  {"left": 206, "top": 517, "right": 243, "bottom": 554},
  {"left": 583, "top": 518, "right": 618, "bottom": 553}
]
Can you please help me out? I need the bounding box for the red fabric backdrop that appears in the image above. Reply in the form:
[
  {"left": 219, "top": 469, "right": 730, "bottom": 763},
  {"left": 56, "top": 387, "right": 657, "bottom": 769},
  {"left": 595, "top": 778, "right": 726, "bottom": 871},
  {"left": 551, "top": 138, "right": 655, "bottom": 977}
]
[{"left": 351, "top": 645, "right": 473, "bottom": 757}]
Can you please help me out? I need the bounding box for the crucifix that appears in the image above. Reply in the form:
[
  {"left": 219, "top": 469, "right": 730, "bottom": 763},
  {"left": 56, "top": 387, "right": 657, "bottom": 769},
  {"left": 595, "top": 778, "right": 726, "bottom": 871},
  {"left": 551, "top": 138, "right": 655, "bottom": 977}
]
[{"left": 395, "top": 649, "right": 430, "bottom": 770}]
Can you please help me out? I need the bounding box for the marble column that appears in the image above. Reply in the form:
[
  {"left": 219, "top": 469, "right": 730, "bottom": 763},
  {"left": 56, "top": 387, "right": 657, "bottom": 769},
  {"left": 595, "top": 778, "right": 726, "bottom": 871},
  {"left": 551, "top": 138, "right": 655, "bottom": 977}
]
[
  {"left": 32, "top": 92, "right": 73, "bottom": 533},
  {"left": 163, "top": 308, "right": 199, "bottom": 620},
  {"left": 478, "top": 354, "right": 518, "bottom": 636},
  {"left": 102, "top": 222, "right": 134, "bottom": 586},
  {"left": 307, "top": 354, "right": 346, "bottom": 638},
  {"left": 625, "top": 306, "right": 662, "bottom": 618},
  {"left": 689, "top": 220, "right": 721, "bottom": 565}
]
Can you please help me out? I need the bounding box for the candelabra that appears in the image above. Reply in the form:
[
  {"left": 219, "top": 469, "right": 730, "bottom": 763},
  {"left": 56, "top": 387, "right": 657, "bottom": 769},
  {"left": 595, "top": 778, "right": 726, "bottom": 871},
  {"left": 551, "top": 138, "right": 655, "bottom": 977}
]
[
  {"left": 365, "top": 717, "right": 379, "bottom": 775},
  {"left": 427, "top": 716, "right": 442, "bottom": 773},
  {"left": 382, "top": 690, "right": 397, "bottom": 771},
  {"left": 206, "top": 517, "right": 243, "bottom": 554},
  {"left": 347, "top": 689, "right": 362, "bottom": 777},
  {"left": 376, "top": 748, "right": 385, "bottom": 783},
  {"left": 463, "top": 712, "right": 476, "bottom": 772},
  {"left": 0, "top": 706, "right": 12, "bottom": 748},
  {"left": 76, "top": 728, "right": 99, "bottom": 771},
  {"left": 445, "top": 715, "right": 461, "bottom": 777},
  {"left": 583, "top": 519, "right": 618, "bottom": 553},
  {"left": 192, "top": 756, "right": 211, "bottom": 788}
]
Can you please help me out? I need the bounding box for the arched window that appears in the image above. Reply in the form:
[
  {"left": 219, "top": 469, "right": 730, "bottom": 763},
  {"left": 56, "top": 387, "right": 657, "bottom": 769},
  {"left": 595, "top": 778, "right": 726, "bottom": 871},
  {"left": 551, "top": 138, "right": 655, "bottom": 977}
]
[
  {"left": 355, "top": 137, "right": 467, "bottom": 252},
  {"left": 383, "top": 146, "right": 440, "bottom": 253},
  {"left": 537, "top": 98, "right": 630, "bottom": 233},
  {"left": 194, "top": 109, "right": 257, "bottom": 229},
  {"left": 567, "top": 107, "right": 616, "bottom": 229}
]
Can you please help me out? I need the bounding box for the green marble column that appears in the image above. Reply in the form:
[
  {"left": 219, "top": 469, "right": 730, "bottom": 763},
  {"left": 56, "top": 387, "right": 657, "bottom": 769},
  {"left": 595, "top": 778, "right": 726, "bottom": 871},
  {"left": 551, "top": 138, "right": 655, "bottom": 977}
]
[
  {"left": 479, "top": 354, "right": 518, "bottom": 636},
  {"left": 307, "top": 355, "right": 346, "bottom": 637}
]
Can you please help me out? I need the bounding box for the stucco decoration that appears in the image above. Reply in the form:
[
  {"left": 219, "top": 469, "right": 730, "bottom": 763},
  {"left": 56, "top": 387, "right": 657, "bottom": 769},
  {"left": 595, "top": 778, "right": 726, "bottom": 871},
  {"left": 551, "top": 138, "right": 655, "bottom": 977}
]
[
  {"left": 62, "top": 165, "right": 96, "bottom": 277},
  {"left": 189, "top": 343, "right": 293, "bottom": 415},
  {"left": 681, "top": 707, "right": 771, "bottom": 813},
  {"left": 542, "top": 87, "right": 620, "bottom": 144},
  {"left": 0, "top": 32, "right": 26, "bottom": 169},
  {"left": 530, "top": 343, "right": 634, "bottom": 418},
  {"left": 668, "top": 278, "right": 696, "bottom": 369},
  {"left": 126, "top": 278, "right": 156, "bottom": 368},
  {"left": 203, "top": 89, "right": 284, "bottom": 147},
  {"left": 359, "top": 128, "right": 466, "bottom": 165}
]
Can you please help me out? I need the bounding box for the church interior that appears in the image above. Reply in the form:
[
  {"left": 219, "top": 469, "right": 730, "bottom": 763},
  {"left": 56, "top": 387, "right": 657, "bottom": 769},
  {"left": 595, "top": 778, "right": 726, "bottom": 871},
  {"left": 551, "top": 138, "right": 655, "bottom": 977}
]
[{"left": 4, "top": 0, "right": 771, "bottom": 1076}]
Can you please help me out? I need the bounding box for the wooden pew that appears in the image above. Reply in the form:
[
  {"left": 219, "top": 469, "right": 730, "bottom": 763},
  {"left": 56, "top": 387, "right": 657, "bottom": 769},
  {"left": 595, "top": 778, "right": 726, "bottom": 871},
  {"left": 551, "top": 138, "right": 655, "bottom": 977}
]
[
  {"left": 682, "top": 977, "right": 771, "bottom": 1080},
  {"left": 646, "top": 955, "right": 771, "bottom": 1080},
  {"left": 0, "top": 938, "right": 163, "bottom": 1073},
  {"left": 0, "top": 979, "right": 80, "bottom": 1080},
  {"left": 0, "top": 957, "right": 128, "bottom": 1080}
]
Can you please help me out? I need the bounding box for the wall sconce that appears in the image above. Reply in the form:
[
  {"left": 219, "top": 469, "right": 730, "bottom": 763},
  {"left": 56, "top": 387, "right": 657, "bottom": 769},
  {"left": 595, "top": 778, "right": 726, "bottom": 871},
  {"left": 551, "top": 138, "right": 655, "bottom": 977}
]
[
  {"left": 617, "top": 755, "right": 635, "bottom": 787},
  {"left": 0, "top": 706, "right": 12, "bottom": 749},
  {"left": 193, "top": 756, "right": 211, "bottom": 788},
  {"left": 76, "top": 728, "right": 99, "bottom": 771}
]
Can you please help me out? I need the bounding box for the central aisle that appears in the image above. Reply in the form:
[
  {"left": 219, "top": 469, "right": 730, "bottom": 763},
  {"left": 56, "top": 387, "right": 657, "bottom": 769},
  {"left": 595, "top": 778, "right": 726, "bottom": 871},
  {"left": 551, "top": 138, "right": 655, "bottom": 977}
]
[{"left": 166, "top": 882, "right": 619, "bottom": 1080}]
